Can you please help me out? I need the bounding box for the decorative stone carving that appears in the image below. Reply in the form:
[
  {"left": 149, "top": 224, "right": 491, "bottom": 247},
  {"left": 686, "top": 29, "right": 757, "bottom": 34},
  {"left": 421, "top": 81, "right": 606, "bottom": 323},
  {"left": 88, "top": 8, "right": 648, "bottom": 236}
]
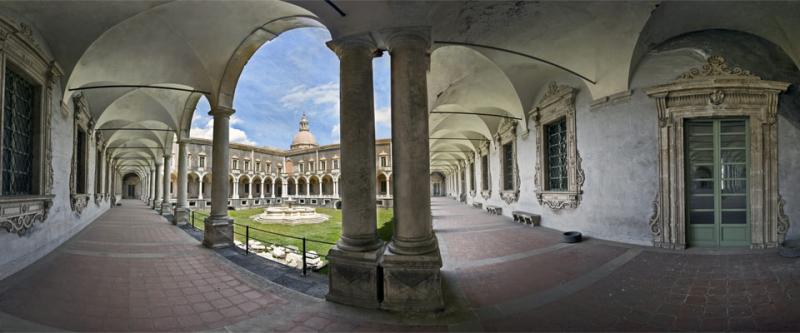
[
  {"left": 648, "top": 193, "right": 661, "bottom": 237},
  {"left": 677, "top": 56, "right": 758, "bottom": 80},
  {"left": 531, "top": 83, "right": 583, "bottom": 209},
  {"left": 646, "top": 55, "right": 790, "bottom": 249},
  {"left": 0, "top": 199, "right": 51, "bottom": 236},
  {"left": 778, "top": 194, "right": 790, "bottom": 236},
  {"left": 71, "top": 194, "right": 89, "bottom": 215}
]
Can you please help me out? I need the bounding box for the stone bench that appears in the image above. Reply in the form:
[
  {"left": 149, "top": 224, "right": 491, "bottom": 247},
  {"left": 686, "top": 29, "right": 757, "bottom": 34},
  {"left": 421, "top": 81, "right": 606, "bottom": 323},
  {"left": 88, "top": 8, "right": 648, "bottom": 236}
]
[
  {"left": 486, "top": 205, "right": 502, "bottom": 215},
  {"left": 512, "top": 211, "right": 541, "bottom": 226},
  {"left": 472, "top": 202, "right": 483, "bottom": 209}
]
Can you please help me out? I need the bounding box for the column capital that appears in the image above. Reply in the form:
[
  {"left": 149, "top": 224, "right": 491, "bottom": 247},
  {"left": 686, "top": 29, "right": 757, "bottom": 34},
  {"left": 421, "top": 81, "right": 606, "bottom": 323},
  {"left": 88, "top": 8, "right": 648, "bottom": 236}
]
[
  {"left": 327, "top": 33, "right": 382, "bottom": 59},
  {"left": 380, "top": 26, "right": 431, "bottom": 51},
  {"left": 208, "top": 106, "right": 235, "bottom": 118}
]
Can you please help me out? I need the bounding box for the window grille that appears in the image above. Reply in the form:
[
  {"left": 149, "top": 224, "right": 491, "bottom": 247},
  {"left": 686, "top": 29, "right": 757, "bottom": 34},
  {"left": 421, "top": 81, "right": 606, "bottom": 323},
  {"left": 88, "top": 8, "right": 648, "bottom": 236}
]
[
  {"left": 481, "top": 155, "right": 488, "bottom": 191},
  {"left": 546, "top": 118, "right": 568, "bottom": 191},
  {"left": 2, "top": 69, "right": 35, "bottom": 195},
  {"left": 502, "top": 143, "right": 514, "bottom": 191}
]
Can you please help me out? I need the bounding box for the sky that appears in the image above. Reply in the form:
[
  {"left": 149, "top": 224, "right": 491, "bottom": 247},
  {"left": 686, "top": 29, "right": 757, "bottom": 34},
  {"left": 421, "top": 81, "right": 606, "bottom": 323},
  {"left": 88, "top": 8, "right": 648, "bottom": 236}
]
[{"left": 190, "top": 28, "right": 391, "bottom": 149}]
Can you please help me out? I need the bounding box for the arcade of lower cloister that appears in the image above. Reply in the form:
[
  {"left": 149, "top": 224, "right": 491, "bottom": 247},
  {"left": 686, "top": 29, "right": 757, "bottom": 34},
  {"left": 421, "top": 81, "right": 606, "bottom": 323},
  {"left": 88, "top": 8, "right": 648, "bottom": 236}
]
[{"left": 149, "top": 135, "right": 395, "bottom": 210}]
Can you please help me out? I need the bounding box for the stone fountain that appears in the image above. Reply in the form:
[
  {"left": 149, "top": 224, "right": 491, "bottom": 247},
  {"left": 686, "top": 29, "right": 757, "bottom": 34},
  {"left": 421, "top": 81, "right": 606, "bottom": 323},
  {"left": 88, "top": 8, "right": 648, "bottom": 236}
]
[{"left": 252, "top": 198, "right": 329, "bottom": 225}]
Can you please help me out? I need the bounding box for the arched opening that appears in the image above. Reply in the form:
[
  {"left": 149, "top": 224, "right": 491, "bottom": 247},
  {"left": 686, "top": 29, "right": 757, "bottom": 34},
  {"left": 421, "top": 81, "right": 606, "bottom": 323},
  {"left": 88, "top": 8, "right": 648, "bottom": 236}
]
[
  {"left": 202, "top": 174, "right": 212, "bottom": 199},
  {"left": 253, "top": 177, "right": 262, "bottom": 198},
  {"left": 430, "top": 172, "right": 446, "bottom": 197},
  {"left": 321, "top": 175, "right": 334, "bottom": 196},
  {"left": 377, "top": 174, "right": 388, "bottom": 196},
  {"left": 287, "top": 178, "right": 296, "bottom": 196},
  {"left": 188, "top": 173, "right": 200, "bottom": 199},
  {"left": 274, "top": 178, "right": 283, "bottom": 197},
  {"left": 265, "top": 177, "right": 274, "bottom": 197},
  {"left": 298, "top": 177, "right": 307, "bottom": 195},
  {"left": 238, "top": 176, "right": 250, "bottom": 198},
  {"left": 122, "top": 173, "right": 141, "bottom": 199},
  {"left": 309, "top": 176, "right": 320, "bottom": 196}
]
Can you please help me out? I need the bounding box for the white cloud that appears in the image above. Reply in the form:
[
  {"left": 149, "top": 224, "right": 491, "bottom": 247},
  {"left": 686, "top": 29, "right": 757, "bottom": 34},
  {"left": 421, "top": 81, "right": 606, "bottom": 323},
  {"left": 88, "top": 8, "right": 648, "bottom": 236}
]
[
  {"left": 375, "top": 106, "right": 391, "bottom": 127},
  {"left": 280, "top": 82, "right": 340, "bottom": 116},
  {"left": 190, "top": 112, "right": 255, "bottom": 145},
  {"left": 330, "top": 123, "right": 340, "bottom": 141}
]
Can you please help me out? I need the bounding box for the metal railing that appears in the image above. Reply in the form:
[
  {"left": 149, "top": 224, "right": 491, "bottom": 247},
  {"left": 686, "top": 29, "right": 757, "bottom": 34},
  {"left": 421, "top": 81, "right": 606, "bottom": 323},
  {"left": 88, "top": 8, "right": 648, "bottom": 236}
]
[{"left": 189, "top": 210, "right": 335, "bottom": 276}]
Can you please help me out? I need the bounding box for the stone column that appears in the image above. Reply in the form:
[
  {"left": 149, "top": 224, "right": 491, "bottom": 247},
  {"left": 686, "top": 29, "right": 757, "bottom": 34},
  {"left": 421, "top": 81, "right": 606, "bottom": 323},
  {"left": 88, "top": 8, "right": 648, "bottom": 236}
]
[
  {"left": 387, "top": 177, "right": 392, "bottom": 198},
  {"left": 381, "top": 27, "right": 443, "bottom": 311},
  {"left": 260, "top": 181, "right": 264, "bottom": 199},
  {"left": 306, "top": 181, "right": 311, "bottom": 197},
  {"left": 203, "top": 106, "right": 235, "bottom": 249},
  {"left": 232, "top": 178, "right": 239, "bottom": 199},
  {"left": 333, "top": 181, "right": 338, "bottom": 197},
  {"left": 325, "top": 34, "right": 384, "bottom": 308},
  {"left": 294, "top": 180, "right": 299, "bottom": 197},
  {"left": 318, "top": 180, "right": 322, "bottom": 197},
  {"left": 281, "top": 179, "right": 287, "bottom": 198},
  {"left": 160, "top": 154, "right": 172, "bottom": 215},
  {"left": 99, "top": 147, "right": 106, "bottom": 198},
  {"left": 248, "top": 179, "right": 253, "bottom": 199},
  {"left": 198, "top": 177, "right": 204, "bottom": 200},
  {"left": 148, "top": 168, "right": 155, "bottom": 206},
  {"left": 174, "top": 141, "right": 189, "bottom": 225},
  {"left": 271, "top": 181, "right": 276, "bottom": 198},
  {"left": 154, "top": 163, "right": 163, "bottom": 209}
]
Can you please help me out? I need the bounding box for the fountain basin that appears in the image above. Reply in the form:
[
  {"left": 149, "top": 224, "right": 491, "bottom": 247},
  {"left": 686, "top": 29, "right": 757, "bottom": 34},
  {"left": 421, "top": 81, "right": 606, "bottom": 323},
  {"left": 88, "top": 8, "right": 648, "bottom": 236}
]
[{"left": 252, "top": 205, "right": 329, "bottom": 225}]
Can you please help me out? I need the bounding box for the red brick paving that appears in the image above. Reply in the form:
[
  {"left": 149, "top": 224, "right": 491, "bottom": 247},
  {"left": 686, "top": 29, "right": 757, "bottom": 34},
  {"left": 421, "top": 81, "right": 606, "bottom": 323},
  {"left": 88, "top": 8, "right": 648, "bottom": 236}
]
[
  {"left": 457, "top": 244, "right": 626, "bottom": 307},
  {"left": 440, "top": 226, "right": 561, "bottom": 261},
  {"left": 2, "top": 198, "right": 800, "bottom": 332},
  {"left": 0, "top": 200, "right": 284, "bottom": 332}
]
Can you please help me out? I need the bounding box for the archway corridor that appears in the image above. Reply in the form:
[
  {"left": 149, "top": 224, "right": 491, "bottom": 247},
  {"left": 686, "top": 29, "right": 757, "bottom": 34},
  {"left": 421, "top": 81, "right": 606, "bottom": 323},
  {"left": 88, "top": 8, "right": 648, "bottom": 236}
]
[{"left": 1, "top": 198, "right": 798, "bottom": 332}]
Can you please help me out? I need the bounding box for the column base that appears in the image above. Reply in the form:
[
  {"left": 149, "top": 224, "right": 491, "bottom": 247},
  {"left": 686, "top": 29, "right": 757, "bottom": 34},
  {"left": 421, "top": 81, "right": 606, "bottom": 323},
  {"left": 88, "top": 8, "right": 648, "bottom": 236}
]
[
  {"left": 202, "top": 215, "right": 234, "bottom": 249},
  {"left": 153, "top": 200, "right": 162, "bottom": 210},
  {"left": 174, "top": 207, "right": 190, "bottom": 225},
  {"left": 387, "top": 235, "right": 439, "bottom": 255},
  {"left": 160, "top": 202, "right": 172, "bottom": 216},
  {"left": 380, "top": 240, "right": 444, "bottom": 312},
  {"left": 326, "top": 244, "right": 385, "bottom": 309}
]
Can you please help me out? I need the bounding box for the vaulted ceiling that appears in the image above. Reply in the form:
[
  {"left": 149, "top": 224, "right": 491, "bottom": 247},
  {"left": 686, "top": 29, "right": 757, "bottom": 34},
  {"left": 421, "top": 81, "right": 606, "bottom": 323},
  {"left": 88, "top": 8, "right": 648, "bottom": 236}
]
[{"left": 1, "top": 0, "right": 798, "bottom": 174}]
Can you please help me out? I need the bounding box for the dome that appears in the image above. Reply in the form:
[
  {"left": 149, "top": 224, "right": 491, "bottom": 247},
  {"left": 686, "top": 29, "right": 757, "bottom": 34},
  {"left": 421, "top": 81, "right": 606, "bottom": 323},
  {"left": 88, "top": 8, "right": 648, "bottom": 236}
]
[{"left": 290, "top": 113, "right": 318, "bottom": 150}]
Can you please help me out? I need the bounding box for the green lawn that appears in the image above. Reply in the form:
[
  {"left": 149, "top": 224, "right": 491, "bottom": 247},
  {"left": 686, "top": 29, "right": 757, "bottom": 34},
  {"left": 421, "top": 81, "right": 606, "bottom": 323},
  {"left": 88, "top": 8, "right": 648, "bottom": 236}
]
[{"left": 189, "top": 207, "right": 394, "bottom": 258}]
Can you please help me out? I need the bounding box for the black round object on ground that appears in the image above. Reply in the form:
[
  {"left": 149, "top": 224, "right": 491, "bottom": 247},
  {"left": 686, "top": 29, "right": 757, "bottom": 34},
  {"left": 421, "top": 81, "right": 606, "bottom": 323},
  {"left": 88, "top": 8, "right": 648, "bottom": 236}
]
[{"left": 563, "top": 231, "right": 582, "bottom": 243}]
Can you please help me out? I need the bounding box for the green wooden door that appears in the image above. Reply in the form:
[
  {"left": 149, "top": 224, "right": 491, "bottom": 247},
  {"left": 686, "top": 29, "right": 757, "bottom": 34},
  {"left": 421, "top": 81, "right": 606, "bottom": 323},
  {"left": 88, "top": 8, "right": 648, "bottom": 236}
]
[{"left": 686, "top": 119, "right": 750, "bottom": 247}]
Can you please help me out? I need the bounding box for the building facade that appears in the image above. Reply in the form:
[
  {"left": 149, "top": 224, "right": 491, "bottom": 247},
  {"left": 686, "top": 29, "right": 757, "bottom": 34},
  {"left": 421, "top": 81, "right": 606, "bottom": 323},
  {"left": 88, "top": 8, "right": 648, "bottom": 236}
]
[{"left": 161, "top": 115, "right": 394, "bottom": 210}]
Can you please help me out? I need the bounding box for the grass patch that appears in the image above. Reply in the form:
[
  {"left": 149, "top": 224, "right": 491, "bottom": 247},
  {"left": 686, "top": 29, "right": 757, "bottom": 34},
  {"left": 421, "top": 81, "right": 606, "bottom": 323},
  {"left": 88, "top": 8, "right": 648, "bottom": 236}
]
[{"left": 189, "top": 207, "right": 394, "bottom": 257}]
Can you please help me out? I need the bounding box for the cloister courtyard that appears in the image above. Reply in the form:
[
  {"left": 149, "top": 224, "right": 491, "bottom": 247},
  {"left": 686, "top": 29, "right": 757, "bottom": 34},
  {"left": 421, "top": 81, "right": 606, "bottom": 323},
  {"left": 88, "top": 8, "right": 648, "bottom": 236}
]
[{"left": 1, "top": 1, "right": 799, "bottom": 332}]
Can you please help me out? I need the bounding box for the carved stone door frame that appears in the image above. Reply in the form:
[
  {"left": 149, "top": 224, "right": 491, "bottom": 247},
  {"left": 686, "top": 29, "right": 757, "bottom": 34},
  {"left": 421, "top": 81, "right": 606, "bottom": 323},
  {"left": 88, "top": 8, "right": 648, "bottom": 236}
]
[{"left": 646, "top": 56, "right": 790, "bottom": 249}]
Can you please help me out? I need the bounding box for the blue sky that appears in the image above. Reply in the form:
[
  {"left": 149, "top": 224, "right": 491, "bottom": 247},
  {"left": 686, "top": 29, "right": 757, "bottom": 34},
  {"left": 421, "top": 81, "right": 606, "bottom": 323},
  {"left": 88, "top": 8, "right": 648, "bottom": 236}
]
[{"left": 191, "top": 28, "right": 391, "bottom": 149}]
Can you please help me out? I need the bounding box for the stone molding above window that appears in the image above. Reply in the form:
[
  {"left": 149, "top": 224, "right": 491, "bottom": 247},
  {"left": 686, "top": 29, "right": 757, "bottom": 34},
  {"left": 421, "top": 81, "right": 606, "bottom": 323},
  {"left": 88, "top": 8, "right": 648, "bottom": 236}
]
[
  {"left": 0, "top": 17, "right": 60, "bottom": 234},
  {"left": 531, "top": 82, "right": 584, "bottom": 210},
  {"left": 70, "top": 93, "right": 94, "bottom": 215},
  {"left": 495, "top": 118, "right": 519, "bottom": 204},
  {"left": 645, "top": 56, "right": 790, "bottom": 249}
]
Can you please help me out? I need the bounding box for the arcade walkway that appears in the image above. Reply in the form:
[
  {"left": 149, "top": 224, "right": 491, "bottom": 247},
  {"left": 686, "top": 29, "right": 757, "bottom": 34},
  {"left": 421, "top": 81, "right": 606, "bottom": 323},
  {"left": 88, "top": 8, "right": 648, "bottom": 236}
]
[{"left": 1, "top": 199, "right": 799, "bottom": 332}]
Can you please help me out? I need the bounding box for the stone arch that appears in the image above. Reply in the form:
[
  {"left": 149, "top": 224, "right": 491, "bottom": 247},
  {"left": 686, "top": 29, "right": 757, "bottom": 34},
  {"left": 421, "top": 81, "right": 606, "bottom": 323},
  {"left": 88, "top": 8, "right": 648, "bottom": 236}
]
[
  {"left": 321, "top": 175, "right": 334, "bottom": 196},
  {"left": 628, "top": 2, "right": 800, "bottom": 89},
  {"left": 216, "top": 15, "right": 327, "bottom": 108}
]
